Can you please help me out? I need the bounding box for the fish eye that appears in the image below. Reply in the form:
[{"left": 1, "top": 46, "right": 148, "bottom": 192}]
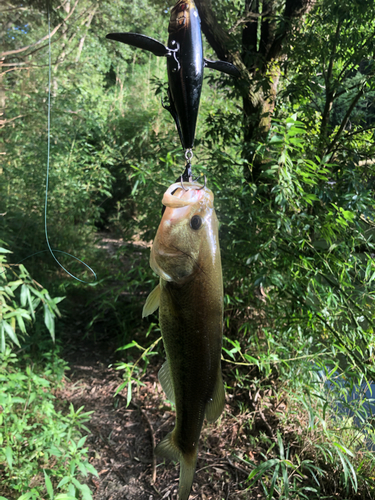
[{"left": 190, "top": 215, "right": 202, "bottom": 230}]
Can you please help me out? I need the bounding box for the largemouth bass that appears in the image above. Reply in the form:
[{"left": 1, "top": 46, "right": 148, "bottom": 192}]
[{"left": 143, "top": 180, "right": 225, "bottom": 500}]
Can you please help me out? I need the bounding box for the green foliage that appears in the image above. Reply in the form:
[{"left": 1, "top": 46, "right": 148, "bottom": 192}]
[
  {"left": 245, "top": 431, "right": 324, "bottom": 499},
  {"left": 284, "top": 0, "right": 375, "bottom": 157},
  {"left": 212, "top": 111, "right": 375, "bottom": 497},
  {"left": 0, "top": 247, "right": 97, "bottom": 499},
  {"left": 217, "top": 111, "right": 375, "bottom": 376},
  {"left": 0, "top": 247, "right": 63, "bottom": 349},
  {"left": 1, "top": 0, "right": 172, "bottom": 279},
  {"left": 115, "top": 329, "right": 162, "bottom": 406},
  {"left": 0, "top": 347, "right": 97, "bottom": 499},
  {"left": 238, "top": 363, "right": 375, "bottom": 499}
]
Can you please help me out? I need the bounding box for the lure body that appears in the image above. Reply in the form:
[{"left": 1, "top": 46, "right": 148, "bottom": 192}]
[
  {"left": 106, "top": 0, "right": 239, "bottom": 150},
  {"left": 165, "top": 0, "right": 204, "bottom": 149}
]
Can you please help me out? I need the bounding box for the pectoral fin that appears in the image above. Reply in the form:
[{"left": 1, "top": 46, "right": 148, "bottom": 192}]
[
  {"left": 106, "top": 33, "right": 169, "bottom": 57},
  {"left": 158, "top": 360, "right": 175, "bottom": 403},
  {"left": 142, "top": 284, "right": 160, "bottom": 318},
  {"left": 204, "top": 58, "right": 240, "bottom": 78},
  {"left": 205, "top": 367, "right": 225, "bottom": 422}
]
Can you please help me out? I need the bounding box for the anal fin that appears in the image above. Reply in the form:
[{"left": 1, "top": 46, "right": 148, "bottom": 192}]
[
  {"left": 205, "top": 367, "right": 225, "bottom": 423},
  {"left": 155, "top": 431, "right": 197, "bottom": 500}
]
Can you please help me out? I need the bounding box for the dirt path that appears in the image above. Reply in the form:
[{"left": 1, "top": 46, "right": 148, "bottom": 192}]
[{"left": 59, "top": 326, "right": 251, "bottom": 500}]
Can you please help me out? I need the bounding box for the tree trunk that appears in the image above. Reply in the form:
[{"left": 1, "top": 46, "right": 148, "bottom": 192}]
[
  {"left": 195, "top": 0, "right": 314, "bottom": 184},
  {"left": 242, "top": 62, "right": 281, "bottom": 182}
]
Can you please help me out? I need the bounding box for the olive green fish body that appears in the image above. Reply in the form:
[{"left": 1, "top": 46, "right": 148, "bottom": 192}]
[
  {"left": 143, "top": 181, "right": 225, "bottom": 500},
  {"left": 160, "top": 266, "right": 223, "bottom": 445}
]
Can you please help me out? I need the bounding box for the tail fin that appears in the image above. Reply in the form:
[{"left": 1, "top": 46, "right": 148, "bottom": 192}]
[
  {"left": 179, "top": 453, "right": 197, "bottom": 500},
  {"left": 155, "top": 431, "right": 198, "bottom": 500}
]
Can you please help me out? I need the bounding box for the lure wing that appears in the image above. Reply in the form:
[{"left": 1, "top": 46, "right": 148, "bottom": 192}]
[
  {"left": 204, "top": 58, "right": 241, "bottom": 77},
  {"left": 106, "top": 33, "right": 169, "bottom": 57}
]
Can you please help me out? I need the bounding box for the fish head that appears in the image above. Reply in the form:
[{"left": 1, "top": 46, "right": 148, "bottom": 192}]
[{"left": 150, "top": 181, "right": 219, "bottom": 284}]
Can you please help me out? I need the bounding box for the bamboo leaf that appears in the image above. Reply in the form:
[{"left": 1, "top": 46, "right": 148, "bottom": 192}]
[
  {"left": 44, "top": 304, "right": 55, "bottom": 342},
  {"left": 44, "top": 470, "right": 54, "bottom": 500},
  {"left": 5, "top": 446, "right": 12, "bottom": 469},
  {"left": 2, "top": 320, "right": 20, "bottom": 347}
]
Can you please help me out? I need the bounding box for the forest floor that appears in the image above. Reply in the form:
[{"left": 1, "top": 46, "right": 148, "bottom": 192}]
[{"left": 55, "top": 234, "right": 282, "bottom": 500}]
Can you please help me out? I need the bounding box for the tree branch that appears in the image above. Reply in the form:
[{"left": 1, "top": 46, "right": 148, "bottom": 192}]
[
  {"left": 326, "top": 18, "right": 342, "bottom": 88},
  {"left": 194, "top": 0, "right": 233, "bottom": 61},
  {"left": 228, "top": 10, "right": 265, "bottom": 35},
  {"left": 326, "top": 87, "right": 365, "bottom": 156},
  {"left": 0, "top": 114, "right": 25, "bottom": 129},
  {"left": 242, "top": 0, "right": 259, "bottom": 68},
  {"left": 75, "top": 5, "right": 98, "bottom": 63},
  {"left": 1, "top": 66, "right": 32, "bottom": 75},
  {"left": 266, "top": 0, "right": 315, "bottom": 62},
  {"left": 0, "top": 6, "right": 28, "bottom": 13},
  {"left": 0, "top": 0, "right": 79, "bottom": 58},
  {"left": 260, "top": 0, "right": 277, "bottom": 60},
  {"left": 318, "top": 16, "right": 342, "bottom": 141},
  {"left": 337, "top": 33, "right": 375, "bottom": 84},
  {"left": 342, "top": 124, "right": 375, "bottom": 140}
]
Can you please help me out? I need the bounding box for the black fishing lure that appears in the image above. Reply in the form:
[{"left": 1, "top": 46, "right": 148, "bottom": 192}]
[{"left": 106, "top": 0, "right": 239, "bottom": 152}]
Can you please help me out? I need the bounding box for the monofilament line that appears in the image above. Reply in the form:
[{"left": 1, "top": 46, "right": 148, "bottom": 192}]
[{"left": 44, "top": 3, "right": 96, "bottom": 283}]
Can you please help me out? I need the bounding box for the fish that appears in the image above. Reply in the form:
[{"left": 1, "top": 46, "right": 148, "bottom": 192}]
[
  {"left": 142, "top": 180, "right": 225, "bottom": 500},
  {"left": 106, "top": 0, "right": 240, "bottom": 151}
]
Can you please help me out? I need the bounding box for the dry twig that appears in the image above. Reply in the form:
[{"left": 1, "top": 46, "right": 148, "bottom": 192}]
[{"left": 140, "top": 406, "right": 157, "bottom": 485}]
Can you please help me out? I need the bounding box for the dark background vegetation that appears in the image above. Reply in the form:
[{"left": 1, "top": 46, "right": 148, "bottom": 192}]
[{"left": 1, "top": 0, "right": 375, "bottom": 498}]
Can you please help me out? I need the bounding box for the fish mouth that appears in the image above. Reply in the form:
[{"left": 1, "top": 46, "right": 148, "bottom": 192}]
[{"left": 162, "top": 181, "right": 212, "bottom": 209}]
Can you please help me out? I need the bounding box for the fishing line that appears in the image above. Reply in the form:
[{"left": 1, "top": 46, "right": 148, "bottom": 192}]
[
  {"left": 1, "top": 6, "right": 98, "bottom": 284},
  {"left": 1, "top": 6, "right": 97, "bottom": 283},
  {"left": 43, "top": 2, "right": 96, "bottom": 283},
  {"left": 1, "top": 6, "right": 98, "bottom": 282}
]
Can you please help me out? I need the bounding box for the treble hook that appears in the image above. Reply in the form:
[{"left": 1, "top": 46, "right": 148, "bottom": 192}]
[
  {"left": 180, "top": 176, "right": 189, "bottom": 191},
  {"left": 180, "top": 173, "right": 206, "bottom": 191},
  {"left": 197, "top": 175, "right": 207, "bottom": 190}
]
